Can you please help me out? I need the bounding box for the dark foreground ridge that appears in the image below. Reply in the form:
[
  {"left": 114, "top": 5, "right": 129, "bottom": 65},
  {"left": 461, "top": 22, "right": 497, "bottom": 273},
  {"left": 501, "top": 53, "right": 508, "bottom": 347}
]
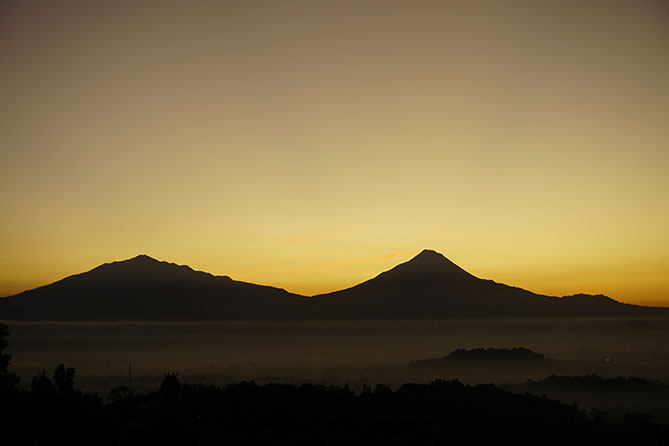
[
  {"left": 0, "top": 250, "right": 666, "bottom": 320},
  {"left": 3, "top": 369, "right": 668, "bottom": 445}
]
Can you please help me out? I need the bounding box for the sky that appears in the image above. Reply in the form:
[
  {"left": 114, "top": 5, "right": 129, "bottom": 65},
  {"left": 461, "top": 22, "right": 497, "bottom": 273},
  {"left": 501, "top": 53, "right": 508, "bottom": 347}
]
[{"left": 1, "top": 0, "right": 668, "bottom": 305}]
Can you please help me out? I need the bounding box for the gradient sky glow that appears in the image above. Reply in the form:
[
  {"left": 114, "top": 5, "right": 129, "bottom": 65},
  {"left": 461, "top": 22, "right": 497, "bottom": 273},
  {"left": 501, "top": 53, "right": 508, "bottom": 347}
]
[{"left": 1, "top": 0, "right": 668, "bottom": 305}]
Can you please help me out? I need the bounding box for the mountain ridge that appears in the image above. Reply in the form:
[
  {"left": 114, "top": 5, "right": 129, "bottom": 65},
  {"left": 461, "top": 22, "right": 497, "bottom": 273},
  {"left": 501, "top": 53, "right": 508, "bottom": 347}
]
[{"left": 0, "top": 250, "right": 666, "bottom": 320}]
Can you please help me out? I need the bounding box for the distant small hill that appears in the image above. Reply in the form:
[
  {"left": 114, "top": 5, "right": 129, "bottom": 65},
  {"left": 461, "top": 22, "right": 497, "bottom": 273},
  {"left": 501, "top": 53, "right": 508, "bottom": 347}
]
[
  {"left": 1, "top": 249, "right": 667, "bottom": 320},
  {"left": 410, "top": 347, "right": 546, "bottom": 367}
]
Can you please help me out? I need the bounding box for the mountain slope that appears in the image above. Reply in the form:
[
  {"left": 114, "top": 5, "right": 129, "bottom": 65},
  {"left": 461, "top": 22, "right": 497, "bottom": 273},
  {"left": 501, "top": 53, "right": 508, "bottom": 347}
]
[
  {"left": 0, "top": 250, "right": 665, "bottom": 320},
  {"left": 309, "top": 250, "right": 664, "bottom": 318},
  {"left": 0, "top": 255, "right": 310, "bottom": 320}
]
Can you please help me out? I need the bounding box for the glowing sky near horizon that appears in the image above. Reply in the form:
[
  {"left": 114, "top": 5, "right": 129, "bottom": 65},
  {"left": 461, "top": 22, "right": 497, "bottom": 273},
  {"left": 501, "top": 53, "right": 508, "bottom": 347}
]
[{"left": 1, "top": 0, "right": 668, "bottom": 305}]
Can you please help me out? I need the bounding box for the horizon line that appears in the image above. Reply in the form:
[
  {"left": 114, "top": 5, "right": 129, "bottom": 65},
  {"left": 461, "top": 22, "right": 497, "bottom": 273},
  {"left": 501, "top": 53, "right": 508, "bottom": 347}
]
[{"left": 2, "top": 250, "right": 669, "bottom": 308}]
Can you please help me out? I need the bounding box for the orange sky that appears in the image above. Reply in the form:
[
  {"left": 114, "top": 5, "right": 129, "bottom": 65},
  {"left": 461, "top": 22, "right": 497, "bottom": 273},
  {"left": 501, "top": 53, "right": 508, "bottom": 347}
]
[{"left": 1, "top": 0, "right": 668, "bottom": 306}]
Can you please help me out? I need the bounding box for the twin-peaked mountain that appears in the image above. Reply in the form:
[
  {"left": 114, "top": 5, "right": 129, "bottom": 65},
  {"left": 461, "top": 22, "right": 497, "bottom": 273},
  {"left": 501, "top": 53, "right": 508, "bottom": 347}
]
[{"left": 0, "top": 250, "right": 665, "bottom": 320}]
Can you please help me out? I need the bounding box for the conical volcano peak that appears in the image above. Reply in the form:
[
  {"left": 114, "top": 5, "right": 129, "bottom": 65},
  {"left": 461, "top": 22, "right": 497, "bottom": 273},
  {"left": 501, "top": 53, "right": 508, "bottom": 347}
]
[
  {"left": 390, "top": 249, "right": 476, "bottom": 279},
  {"left": 127, "top": 254, "right": 159, "bottom": 263},
  {"left": 414, "top": 249, "right": 447, "bottom": 261},
  {"left": 410, "top": 249, "right": 460, "bottom": 267}
]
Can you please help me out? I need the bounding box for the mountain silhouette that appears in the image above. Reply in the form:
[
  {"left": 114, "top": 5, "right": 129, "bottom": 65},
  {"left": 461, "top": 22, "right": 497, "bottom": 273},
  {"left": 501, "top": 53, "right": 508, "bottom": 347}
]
[
  {"left": 0, "top": 255, "right": 310, "bottom": 320},
  {"left": 308, "top": 250, "right": 666, "bottom": 318},
  {"left": 0, "top": 250, "right": 666, "bottom": 320}
]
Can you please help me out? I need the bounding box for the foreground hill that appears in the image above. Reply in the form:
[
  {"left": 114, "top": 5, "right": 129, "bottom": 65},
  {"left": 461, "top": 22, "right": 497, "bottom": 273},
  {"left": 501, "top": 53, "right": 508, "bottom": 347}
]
[
  {"left": 5, "top": 367, "right": 668, "bottom": 445},
  {"left": 0, "top": 250, "right": 666, "bottom": 320}
]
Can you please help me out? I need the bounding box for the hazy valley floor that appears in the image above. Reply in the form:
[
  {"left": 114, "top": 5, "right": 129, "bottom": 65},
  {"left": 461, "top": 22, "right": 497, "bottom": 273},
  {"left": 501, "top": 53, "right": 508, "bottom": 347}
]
[
  {"left": 5, "top": 316, "right": 669, "bottom": 429},
  {"left": 5, "top": 317, "right": 669, "bottom": 388}
]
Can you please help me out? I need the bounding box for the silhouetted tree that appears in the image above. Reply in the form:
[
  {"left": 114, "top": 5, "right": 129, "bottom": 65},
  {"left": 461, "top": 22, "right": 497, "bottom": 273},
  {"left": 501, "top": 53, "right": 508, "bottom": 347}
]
[
  {"left": 374, "top": 383, "right": 392, "bottom": 395},
  {"left": 0, "top": 322, "right": 20, "bottom": 391},
  {"left": 31, "top": 369, "right": 56, "bottom": 395},
  {"left": 53, "top": 363, "right": 76, "bottom": 395},
  {"left": 159, "top": 372, "right": 181, "bottom": 401},
  {"left": 108, "top": 385, "right": 137, "bottom": 402}
]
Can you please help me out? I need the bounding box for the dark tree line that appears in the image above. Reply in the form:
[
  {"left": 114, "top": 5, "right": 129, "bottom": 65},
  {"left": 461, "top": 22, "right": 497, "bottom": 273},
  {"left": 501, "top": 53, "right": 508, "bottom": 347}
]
[
  {"left": 524, "top": 374, "right": 669, "bottom": 392},
  {"left": 0, "top": 322, "right": 19, "bottom": 391},
  {"left": 1, "top": 323, "right": 668, "bottom": 445}
]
